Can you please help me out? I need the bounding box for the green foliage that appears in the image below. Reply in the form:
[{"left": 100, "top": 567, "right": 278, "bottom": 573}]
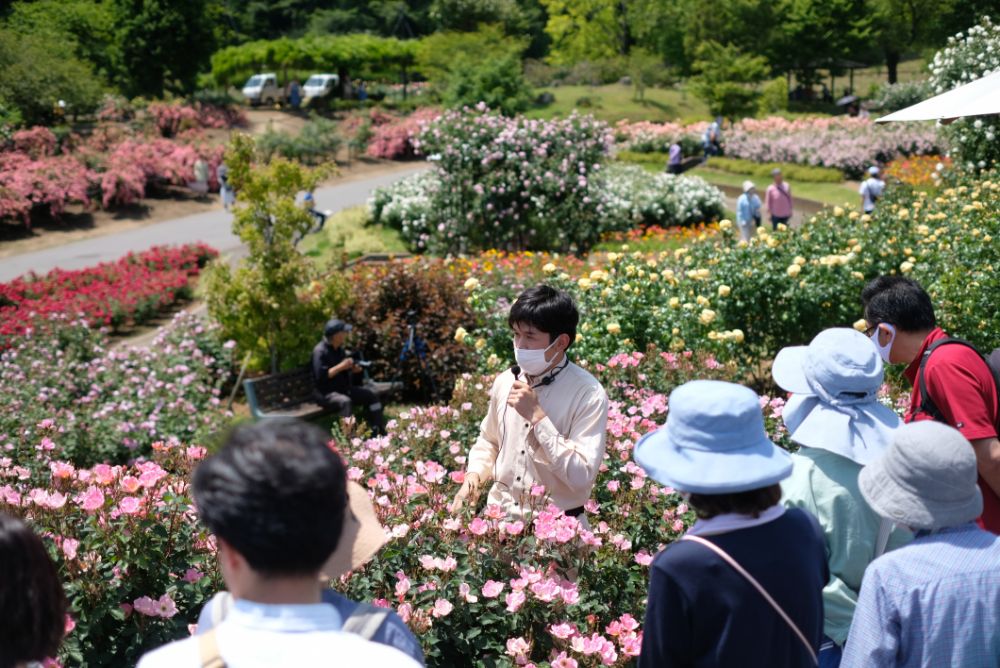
[
  {"left": 0, "top": 29, "right": 104, "bottom": 126},
  {"left": 203, "top": 134, "right": 350, "bottom": 373},
  {"left": 443, "top": 54, "right": 533, "bottom": 115},
  {"left": 415, "top": 25, "right": 527, "bottom": 87},
  {"left": 690, "top": 41, "right": 769, "bottom": 120},
  {"left": 757, "top": 76, "right": 788, "bottom": 115},
  {"left": 256, "top": 114, "right": 343, "bottom": 165},
  {"left": 869, "top": 80, "right": 933, "bottom": 112},
  {"left": 539, "top": 0, "right": 627, "bottom": 65},
  {"left": 210, "top": 34, "right": 418, "bottom": 88},
  {"left": 111, "top": 0, "right": 216, "bottom": 98},
  {"left": 628, "top": 47, "right": 662, "bottom": 102},
  {"left": 705, "top": 157, "right": 844, "bottom": 182}
]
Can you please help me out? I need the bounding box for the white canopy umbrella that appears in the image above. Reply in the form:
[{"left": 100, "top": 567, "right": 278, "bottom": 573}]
[{"left": 876, "top": 70, "right": 1000, "bottom": 123}]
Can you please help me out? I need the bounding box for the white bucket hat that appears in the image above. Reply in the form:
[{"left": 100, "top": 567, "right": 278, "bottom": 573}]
[
  {"left": 772, "top": 328, "right": 900, "bottom": 465},
  {"left": 859, "top": 421, "right": 983, "bottom": 531},
  {"left": 742, "top": 180, "right": 756, "bottom": 193},
  {"left": 635, "top": 380, "right": 792, "bottom": 494}
]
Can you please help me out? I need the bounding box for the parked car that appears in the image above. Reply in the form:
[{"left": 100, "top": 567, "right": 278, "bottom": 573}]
[
  {"left": 303, "top": 74, "right": 340, "bottom": 101},
  {"left": 242, "top": 73, "right": 284, "bottom": 106}
]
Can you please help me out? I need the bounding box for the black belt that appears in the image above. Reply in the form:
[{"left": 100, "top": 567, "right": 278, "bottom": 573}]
[{"left": 565, "top": 506, "right": 584, "bottom": 518}]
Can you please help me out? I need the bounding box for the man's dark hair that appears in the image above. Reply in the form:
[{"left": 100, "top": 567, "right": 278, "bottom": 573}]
[
  {"left": 0, "top": 512, "right": 68, "bottom": 668},
  {"left": 861, "top": 276, "right": 936, "bottom": 333},
  {"left": 687, "top": 484, "right": 782, "bottom": 520},
  {"left": 507, "top": 285, "right": 579, "bottom": 349},
  {"left": 192, "top": 419, "right": 347, "bottom": 576}
]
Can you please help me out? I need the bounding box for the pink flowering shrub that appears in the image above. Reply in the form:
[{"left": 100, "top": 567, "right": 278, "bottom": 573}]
[
  {"left": 145, "top": 102, "right": 246, "bottom": 138},
  {"left": 0, "top": 311, "right": 234, "bottom": 468},
  {"left": 12, "top": 126, "right": 59, "bottom": 158},
  {"left": 365, "top": 107, "right": 441, "bottom": 160},
  {"left": 0, "top": 152, "right": 93, "bottom": 225},
  {"left": 0, "top": 435, "right": 221, "bottom": 665}
]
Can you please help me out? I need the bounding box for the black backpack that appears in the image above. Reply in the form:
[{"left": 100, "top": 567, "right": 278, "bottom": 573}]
[{"left": 917, "top": 337, "right": 1000, "bottom": 424}]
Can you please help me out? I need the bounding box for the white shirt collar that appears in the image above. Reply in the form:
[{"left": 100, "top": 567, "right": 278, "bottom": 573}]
[
  {"left": 228, "top": 599, "right": 344, "bottom": 632},
  {"left": 686, "top": 504, "right": 785, "bottom": 537}
]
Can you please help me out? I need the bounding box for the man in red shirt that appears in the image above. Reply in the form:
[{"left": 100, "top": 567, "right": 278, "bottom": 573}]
[{"left": 861, "top": 276, "right": 1000, "bottom": 534}]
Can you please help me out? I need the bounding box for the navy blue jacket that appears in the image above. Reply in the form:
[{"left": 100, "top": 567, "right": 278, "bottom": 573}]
[{"left": 640, "top": 508, "right": 828, "bottom": 668}]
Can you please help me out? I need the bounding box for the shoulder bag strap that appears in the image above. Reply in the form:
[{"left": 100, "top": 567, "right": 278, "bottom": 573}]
[
  {"left": 874, "top": 517, "right": 893, "bottom": 558},
  {"left": 681, "top": 534, "right": 818, "bottom": 665},
  {"left": 917, "top": 337, "right": 987, "bottom": 422},
  {"left": 342, "top": 603, "right": 391, "bottom": 640},
  {"left": 198, "top": 628, "right": 226, "bottom": 668}
]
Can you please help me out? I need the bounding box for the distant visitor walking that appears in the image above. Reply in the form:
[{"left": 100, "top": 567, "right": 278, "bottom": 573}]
[
  {"left": 766, "top": 168, "right": 793, "bottom": 229},
  {"left": 859, "top": 166, "right": 885, "bottom": 214},
  {"left": 736, "top": 180, "right": 762, "bottom": 243}
]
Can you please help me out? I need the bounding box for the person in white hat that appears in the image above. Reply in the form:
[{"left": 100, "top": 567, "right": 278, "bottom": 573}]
[
  {"left": 635, "top": 380, "right": 828, "bottom": 668},
  {"left": 859, "top": 166, "right": 885, "bottom": 214},
  {"left": 773, "top": 328, "right": 910, "bottom": 667},
  {"left": 735, "top": 180, "right": 762, "bottom": 243},
  {"left": 136, "top": 419, "right": 421, "bottom": 668},
  {"left": 841, "top": 421, "right": 1000, "bottom": 667}
]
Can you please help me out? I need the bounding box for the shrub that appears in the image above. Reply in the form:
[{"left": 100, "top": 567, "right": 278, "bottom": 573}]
[
  {"left": 598, "top": 164, "right": 725, "bottom": 229},
  {"left": 346, "top": 260, "right": 477, "bottom": 401},
  {"left": 704, "top": 157, "right": 844, "bottom": 183},
  {"left": 929, "top": 17, "right": 1000, "bottom": 170},
  {"left": 402, "top": 106, "right": 613, "bottom": 254},
  {"left": 443, "top": 53, "right": 534, "bottom": 116},
  {"left": 883, "top": 155, "right": 952, "bottom": 187},
  {"left": 0, "top": 152, "right": 93, "bottom": 225},
  {"left": 0, "top": 311, "right": 234, "bottom": 468},
  {"left": 757, "top": 77, "right": 789, "bottom": 115},
  {"left": 869, "top": 80, "right": 933, "bottom": 113},
  {"left": 365, "top": 108, "right": 441, "bottom": 160},
  {"left": 256, "top": 114, "right": 342, "bottom": 165}
]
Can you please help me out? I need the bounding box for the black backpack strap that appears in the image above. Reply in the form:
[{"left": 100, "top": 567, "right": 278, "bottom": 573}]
[{"left": 917, "top": 337, "right": 998, "bottom": 423}]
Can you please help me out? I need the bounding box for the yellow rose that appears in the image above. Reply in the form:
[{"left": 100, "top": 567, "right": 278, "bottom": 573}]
[
  {"left": 833, "top": 206, "right": 845, "bottom": 216},
  {"left": 487, "top": 354, "right": 500, "bottom": 367},
  {"left": 719, "top": 219, "right": 733, "bottom": 230},
  {"left": 718, "top": 285, "right": 731, "bottom": 297},
  {"left": 669, "top": 297, "right": 681, "bottom": 308},
  {"left": 731, "top": 329, "right": 745, "bottom": 344},
  {"left": 900, "top": 261, "right": 914, "bottom": 273},
  {"left": 474, "top": 338, "right": 486, "bottom": 351},
  {"left": 606, "top": 252, "right": 619, "bottom": 262},
  {"left": 696, "top": 295, "right": 710, "bottom": 307},
  {"left": 578, "top": 277, "right": 592, "bottom": 289},
  {"left": 606, "top": 322, "right": 622, "bottom": 335},
  {"left": 575, "top": 333, "right": 583, "bottom": 343},
  {"left": 463, "top": 277, "right": 480, "bottom": 291},
  {"left": 590, "top": 269, "right": 606, "bottom": 281},
  {"left": 542, "top": 262, "right": 557, "bottom": 274},
  {"left": 786, "top": 264, "right": 801, "bottom": 277},
  {"left": 853, "top": 319, "right": 868, "bottom": 333},
  {"left": 699, "top": 309, "right": 716, "bottom": 325},
  {"left": 794, "top": 256, "right": 807, "bottom": 266},
  {"left": 454, "top": 327, "right": 468, "bottom": 343}
]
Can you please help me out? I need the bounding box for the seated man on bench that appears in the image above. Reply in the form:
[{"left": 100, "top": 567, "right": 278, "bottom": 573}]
[{"left": 312, "top": 318, "right": 387, "bottom": 436}]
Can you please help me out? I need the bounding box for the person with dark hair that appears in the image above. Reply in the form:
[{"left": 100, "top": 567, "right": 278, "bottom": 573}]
[
  {"left": 774, "top": 328, "right": 910, "bottom": 667},
  {"left": 0, "top": 512, "right": 68, "bottom": 668},
  {"left": 841, "top": 421, "right": 1000, "bottom": 667},
  {"left": 450, "top": 285, "right": 608, "bottom": 519},
  {"left": 861, "top": 275, "right": 1000, "bottom": 535},
  {"left": 312, "top": 318, "right": 386, "bottom": 436},
  {"left": 137, "top": 419, "right": 419, "bottom": 667},
  {"left": 634, "top": 380, "right": 828, "bottom": 667}
]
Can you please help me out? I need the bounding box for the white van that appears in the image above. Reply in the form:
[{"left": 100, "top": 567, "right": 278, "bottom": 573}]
[
  {"left": 242, "top": 73, "right": 284, "bottom": 106},
  {"left": 303, "top": 73, "right": 340, "bottom": 101}
]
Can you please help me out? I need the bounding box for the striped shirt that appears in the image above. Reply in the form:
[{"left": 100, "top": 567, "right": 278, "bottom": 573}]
[{"left": 841, "top": 523, "right": 1000, "bottom": 667}]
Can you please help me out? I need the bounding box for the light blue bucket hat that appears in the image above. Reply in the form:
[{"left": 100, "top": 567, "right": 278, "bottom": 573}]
[
  {"left": 635, "top": 380, "right": 792, "bottom": 494},
  {"left": 772, "top": 328, "right": 900, "bottom": 465}
]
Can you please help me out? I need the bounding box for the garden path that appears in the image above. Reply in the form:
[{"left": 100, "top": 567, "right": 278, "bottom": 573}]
[{"left": 0, "top": 163, "right": 429, "bottom": 282}]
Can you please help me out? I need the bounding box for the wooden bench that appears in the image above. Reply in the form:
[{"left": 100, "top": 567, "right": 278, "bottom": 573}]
[{"left": 243, "top": 366, "right": 402, "bottom": 421}]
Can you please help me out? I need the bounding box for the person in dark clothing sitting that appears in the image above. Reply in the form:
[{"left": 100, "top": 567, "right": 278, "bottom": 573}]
[
  {"left": 634, "top": 380, "right": 828, "bottom": 668},
  {"left": 312, "top": 318, "right": 386, "bottom": 435}
]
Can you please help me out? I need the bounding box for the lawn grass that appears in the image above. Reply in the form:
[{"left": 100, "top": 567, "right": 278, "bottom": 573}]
[
  {"left": 298, "top": 205, "right": 408, "bottom": 268},
  {"left": 689, "top": 167, "right": 859, "bottom": 208},
  {"left": 527, "top": 83, "right": 710, "bottom": 123}
]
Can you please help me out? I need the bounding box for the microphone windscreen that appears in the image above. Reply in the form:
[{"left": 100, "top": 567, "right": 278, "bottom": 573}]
[{"left": 510, "top": 364, "right": 521, "bottom": 377}]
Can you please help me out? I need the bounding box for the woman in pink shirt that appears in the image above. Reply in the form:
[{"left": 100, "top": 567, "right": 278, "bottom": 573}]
[{"left": 765, "top": 168, "right": 793, "bottom": 230}]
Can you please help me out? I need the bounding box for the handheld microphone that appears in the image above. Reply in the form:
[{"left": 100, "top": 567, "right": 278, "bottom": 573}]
[{"left": 510, "top": 364, "right": 521, "bottom": 378}]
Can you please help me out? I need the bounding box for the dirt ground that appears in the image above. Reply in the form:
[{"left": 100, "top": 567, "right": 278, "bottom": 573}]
[{"left": 0, "top": 109, "right": 411, "bottom": 259}]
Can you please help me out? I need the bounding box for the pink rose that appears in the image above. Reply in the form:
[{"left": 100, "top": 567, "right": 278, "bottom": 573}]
[
  {"left": 431, "top": 598, "right": 453, "bottom": 618},
  {"left": 62, "top": 538, "right": 79, "bottom": 561},
  {"left": 183, "top": 568, "right": 204, "bottom": 584},
  {"left": 76, "top": 486, "right": 105, "bottom": 512},
  {"left": 549, "top": 622, "right": 577, "bottom": 639},
  {"left": 133, "top": 596, "right": 158, "bottom": 616},
  {"left": 551, "top": 653, "right": 578, "bottom": 668},
  {"left": 120, "top": 476, "right": 141, "bottom": 493},
  {"left": 481, "top": 580, "right": 505, "bottom": 598},
  {"left": 157, "top": 594, "right": 177, "bottom": 618},
  {"left": 118, "top": 496, "right": 142, "bottom": 515},
  {"left": 634, "top": 550, "right": 653, "bottom": 566},
  {"left": 468, "top": 517, "right": 489, "bottom": 536},
  {"left": 505, "top": 590, "right": 526, "bottom": 613}
]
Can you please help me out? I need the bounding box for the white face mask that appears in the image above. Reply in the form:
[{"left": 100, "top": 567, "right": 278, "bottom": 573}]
[
  {"left": 869, "top": 323, "right": 896, "bottom": 364},
  {"left": 513, "top": 338, "right": 560, "bottom": 376}
]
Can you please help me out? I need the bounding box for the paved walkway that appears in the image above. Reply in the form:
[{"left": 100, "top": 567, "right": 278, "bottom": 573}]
[{"left": 0, "top": 163, "right": 429, "bottom": 282}]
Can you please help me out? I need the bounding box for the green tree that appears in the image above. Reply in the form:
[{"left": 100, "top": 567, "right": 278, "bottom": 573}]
[
  {"left": 112, "top": 0, "right": 216, "bottom": 98},
  {"left": 768, "top": 0, "right": 872, "bottom": 82},
  {"left": 0, "top": 29, "right": 104, "bottom": 126},
  {"left": 539, "top": 0, "right": 630, "bottom": 65},
  {"left": 443, "top": 53, "right": 533, "bottom": 115},
  {"left": 628, "top": 47, "right": 662, "bottom": 101},
  {"left": 416, "top": 25, "right": 526, "bottom": 86},
  {"left": 690, "top": 41, "right": 769, "bottom": 120},
  {"left": 203, "top": 134, "right": 350, "bottom": 373}
]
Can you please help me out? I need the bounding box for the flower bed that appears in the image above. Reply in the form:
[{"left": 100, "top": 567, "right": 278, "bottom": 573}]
[
  {"left": 0, "top": 311, "right": 234, "bottom": 468},
  {"left": 0, "top": 244, "right": 217, "bottom": 343},
  {"left": 614, "top": 116, "right": 943, "bottom": 179}
]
